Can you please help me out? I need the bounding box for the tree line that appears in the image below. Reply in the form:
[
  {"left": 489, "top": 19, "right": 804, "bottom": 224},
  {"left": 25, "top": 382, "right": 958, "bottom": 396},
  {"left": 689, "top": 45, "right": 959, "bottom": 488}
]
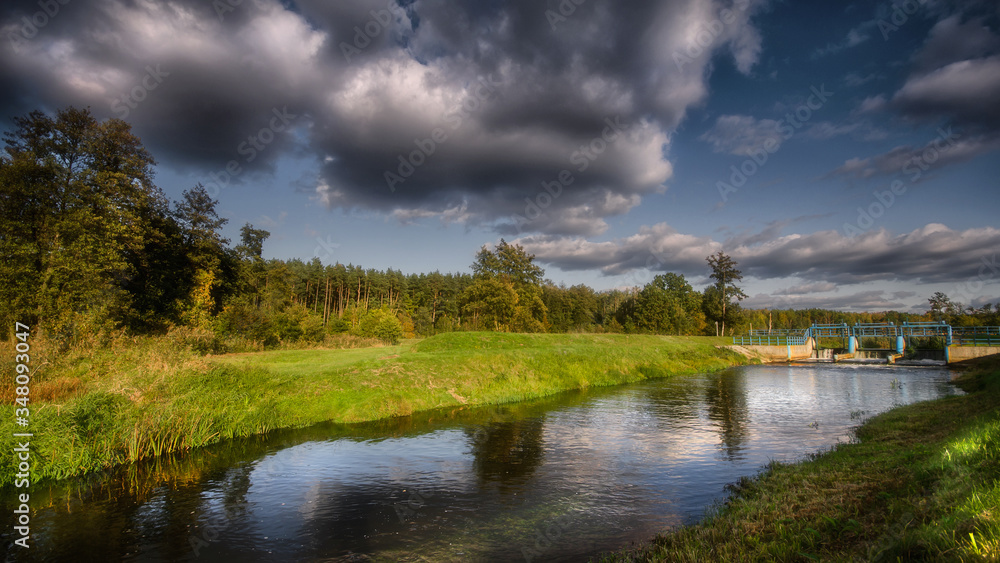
[{"left": 2, "top": 108, "right": 995, "bottom": 348}]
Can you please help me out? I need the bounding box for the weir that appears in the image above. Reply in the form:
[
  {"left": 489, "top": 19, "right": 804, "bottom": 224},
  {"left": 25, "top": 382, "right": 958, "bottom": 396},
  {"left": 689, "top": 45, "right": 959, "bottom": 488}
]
[{"left": 732, "top": 322, "right": 1000, "bottom": 364}]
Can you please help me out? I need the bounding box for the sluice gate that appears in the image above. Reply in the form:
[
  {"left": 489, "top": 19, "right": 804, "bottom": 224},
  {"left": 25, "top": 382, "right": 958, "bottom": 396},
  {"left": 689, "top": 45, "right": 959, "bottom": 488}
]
[{"left": 732, "top": 322, "right": 1000, "bottom": 364}]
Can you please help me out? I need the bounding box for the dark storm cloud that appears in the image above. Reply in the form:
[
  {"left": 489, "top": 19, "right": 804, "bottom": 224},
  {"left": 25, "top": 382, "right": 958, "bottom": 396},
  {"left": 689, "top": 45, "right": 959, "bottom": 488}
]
[
  {"left": 516, "top": 223, "right": 1000, "bottom": 285},
  {"left": 0, "top": 0, "right": 768, "bottom": 233},
  {"left": 1, "top": 0, "right": 317, "bottom": 177},
  {"left": 305, "top": 0, "right": 753, "bottom": 232}
]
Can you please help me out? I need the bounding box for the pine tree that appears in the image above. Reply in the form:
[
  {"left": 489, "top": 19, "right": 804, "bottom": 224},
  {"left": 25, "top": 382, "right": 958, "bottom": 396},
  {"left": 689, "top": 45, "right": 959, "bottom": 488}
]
[{"left": 706, "top": 251, "right": 748, "bottom": 336}]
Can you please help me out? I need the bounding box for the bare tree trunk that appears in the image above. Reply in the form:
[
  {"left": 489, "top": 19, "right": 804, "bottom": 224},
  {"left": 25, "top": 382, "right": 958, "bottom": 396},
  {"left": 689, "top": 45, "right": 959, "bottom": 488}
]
[
  {"left": 314, "top": 281, "right": 320, "bottom": 313},
  {"left": 326, "top": 277, "right": 334, "bottom": 325},
  {"left": 338, "top": 281, "right": 346, "bottom": 319},
  {"left": 322, "top": 277, "right": 330, "bottom": 325}
]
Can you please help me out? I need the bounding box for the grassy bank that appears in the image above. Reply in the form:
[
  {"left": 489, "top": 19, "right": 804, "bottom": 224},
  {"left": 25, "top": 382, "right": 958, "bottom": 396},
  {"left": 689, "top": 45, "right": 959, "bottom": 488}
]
[
  {"left": 0, "top": 332, "right": 745, "bottom": 487},
  {"left": 600, "top": 356, "right": 1000, "bottom": 562}
]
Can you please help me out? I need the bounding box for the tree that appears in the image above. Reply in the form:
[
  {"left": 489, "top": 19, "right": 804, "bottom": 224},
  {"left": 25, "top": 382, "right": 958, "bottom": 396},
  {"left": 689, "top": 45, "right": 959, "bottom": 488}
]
[
  {"left": 173, "top": 185, "right": 234, "bottom": 326},
  {"left": 0, "top": 106, "right": 162, "bottom": 337},
  {"left": 235, "top": 223, "right": 270, "bottom": 308},
  {"left": 635, "top": 273, "right": 705, "bottom": 335},
  {"left": 706, "top": 251, "right": 747, "bottom": 336},
  {"left": 174, "top": 184, "right": 229, "bottom": 271},
  {"left": 470, "top": 240, "right": 547, "bottom": 331},
  {"left": 472, "top": 239, "right": 545, "bottom": 288},
  {"left": 460, "top": 278, "right": 518, "bottom": 331},
  {"left": 927, "top": 292, "right": 952, "bottom": 321}
]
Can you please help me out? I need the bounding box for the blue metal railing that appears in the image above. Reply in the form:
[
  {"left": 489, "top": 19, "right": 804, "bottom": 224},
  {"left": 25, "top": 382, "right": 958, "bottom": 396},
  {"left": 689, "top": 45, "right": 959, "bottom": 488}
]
[
  {"left": 733, "top": 322, "right": 999, "bottom": 347},
  {"left": 806, "top": 324, "right": 850, "bottom": 338},
  {"left": 733, "top": 334, "right": 807, "bottom": 346},
  {"left": 747, "top": 329, "right": 804, "bottom": 336},
  {"left": 952, "top": 326, "right": 1000, "bottom": 346},
  {"left": 852, "top": 322, "right": 898, "bottom": 338}
]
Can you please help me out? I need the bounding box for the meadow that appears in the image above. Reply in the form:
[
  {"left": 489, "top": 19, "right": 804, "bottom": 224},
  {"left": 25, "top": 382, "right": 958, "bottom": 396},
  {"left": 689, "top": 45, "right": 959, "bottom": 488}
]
[{"left": 0, "top": 332, "right": 745, "bottom": 486}]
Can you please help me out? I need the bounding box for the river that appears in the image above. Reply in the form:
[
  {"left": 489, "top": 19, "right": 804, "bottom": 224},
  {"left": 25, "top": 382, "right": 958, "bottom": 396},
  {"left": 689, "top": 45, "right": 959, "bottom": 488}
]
[{"left": 3, "top": 363, "right": 960, "bottom": 562}]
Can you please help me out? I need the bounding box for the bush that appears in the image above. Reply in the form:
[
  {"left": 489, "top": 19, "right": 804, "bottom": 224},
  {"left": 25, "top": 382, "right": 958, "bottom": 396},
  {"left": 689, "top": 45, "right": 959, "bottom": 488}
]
[
  {"left": 435, "top": 314, "right": 456, "bottom": 333},
  {"left": 272, "top": 309, "right": 304, "bottom": 342},
  {"left": 214, "top": 303, "right": 273, "bottom": 344},
  {"left": 354, "top": 308, "right": 403, "bottom": 345},
  {"left": 326, "top": 317, "right": 350, "bottom": 334},
  {"left": 299, "top": 313, "right": 326, "bottom": 343}
]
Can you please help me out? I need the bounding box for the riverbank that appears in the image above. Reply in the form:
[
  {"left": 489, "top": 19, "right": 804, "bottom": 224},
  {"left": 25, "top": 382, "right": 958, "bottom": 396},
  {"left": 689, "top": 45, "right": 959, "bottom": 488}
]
[
  {"left": 600, "top": 355, "right": 1000, "bottom": 561},
  {"left": 0, "top": 332, "right": 746, "bottom": 486}
]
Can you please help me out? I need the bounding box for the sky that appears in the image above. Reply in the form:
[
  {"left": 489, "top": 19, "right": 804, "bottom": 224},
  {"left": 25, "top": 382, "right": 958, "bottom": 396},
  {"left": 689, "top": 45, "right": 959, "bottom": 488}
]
[{"left": 1, "top": 0, "right": 998, "bottom": 313}]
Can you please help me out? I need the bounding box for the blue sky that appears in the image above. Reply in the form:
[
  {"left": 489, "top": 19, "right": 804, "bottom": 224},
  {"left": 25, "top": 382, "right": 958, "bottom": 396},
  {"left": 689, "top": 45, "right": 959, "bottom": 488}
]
[{"left": 2, "top": 0, "right": 998, "bottom": 312}]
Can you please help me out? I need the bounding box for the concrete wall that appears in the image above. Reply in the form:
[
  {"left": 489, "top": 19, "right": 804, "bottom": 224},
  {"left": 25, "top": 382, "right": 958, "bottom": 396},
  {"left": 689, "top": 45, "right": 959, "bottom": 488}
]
[
  {"left": 947, "top": 346, "right": 1000, "bottom": 363},
  {"left": 740, "top": 338, "right": 814, "bottom": 362},
  {"left": 734, "top": 341, "right": 997, "bottom": 364}
]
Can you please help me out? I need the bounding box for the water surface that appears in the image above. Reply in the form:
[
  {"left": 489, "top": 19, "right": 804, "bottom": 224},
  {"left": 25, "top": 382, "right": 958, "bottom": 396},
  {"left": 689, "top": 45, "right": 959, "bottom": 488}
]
[{"left": 3, "top": 364, "right": 961, "bottom": 562}]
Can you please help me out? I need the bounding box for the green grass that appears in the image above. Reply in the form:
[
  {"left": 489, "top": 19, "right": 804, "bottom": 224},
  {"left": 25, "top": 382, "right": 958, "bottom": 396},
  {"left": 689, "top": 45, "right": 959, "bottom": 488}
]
[
  {"left": 0, "top": 332, "right": 745, "bottom": 486},
  {"left": 598, "top": 355, "right": 1000, "bottom": 562}
]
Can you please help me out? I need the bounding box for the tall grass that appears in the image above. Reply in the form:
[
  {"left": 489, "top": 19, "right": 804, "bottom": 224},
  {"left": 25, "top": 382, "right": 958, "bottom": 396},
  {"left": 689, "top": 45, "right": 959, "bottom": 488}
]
[{"left": 0, "top": 332, "right": 746, "bottom": 486}]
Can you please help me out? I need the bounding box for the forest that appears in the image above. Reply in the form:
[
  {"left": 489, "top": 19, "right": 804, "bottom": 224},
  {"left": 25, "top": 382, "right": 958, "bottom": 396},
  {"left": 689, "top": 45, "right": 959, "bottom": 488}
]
[{"left": 2, "top": 107, "right": 997, "bottom": 350}]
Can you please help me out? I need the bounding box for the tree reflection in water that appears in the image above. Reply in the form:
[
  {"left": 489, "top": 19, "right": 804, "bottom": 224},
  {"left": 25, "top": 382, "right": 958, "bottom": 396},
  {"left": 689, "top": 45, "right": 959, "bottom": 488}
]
[
  {"left": 466, "top": 414, "right": 546, "bottom": 493},
  {"left": 704, "top": 372, "right": 749, "bottom": 461}
]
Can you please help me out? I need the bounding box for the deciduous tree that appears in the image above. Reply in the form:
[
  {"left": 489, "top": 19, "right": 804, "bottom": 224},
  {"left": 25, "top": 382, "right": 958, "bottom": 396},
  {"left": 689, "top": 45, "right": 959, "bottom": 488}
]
[
  {"left": 0, "top": 106, "right": 162, "bottom": 337},
  {"left": 470, "top": 239, "right": 547, "bottom": 331}
]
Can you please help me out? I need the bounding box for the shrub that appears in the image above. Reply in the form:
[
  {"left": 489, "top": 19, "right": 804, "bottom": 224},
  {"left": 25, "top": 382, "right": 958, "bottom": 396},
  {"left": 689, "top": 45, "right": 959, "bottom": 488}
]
[
  {"left": 299, "top": 312, "right": 326, "bottom": 343},
  {"left": 326, "top": 317, "right": 350, "bottom": 334},
  {"left": 354, "top": 308, "right": 403, "bottom": 345},
  {"left": 214, "top": 303, "right": 273, "bottom": 344},
  {"left": 272, "top": 309, "right": 304, "bottom": 342}
]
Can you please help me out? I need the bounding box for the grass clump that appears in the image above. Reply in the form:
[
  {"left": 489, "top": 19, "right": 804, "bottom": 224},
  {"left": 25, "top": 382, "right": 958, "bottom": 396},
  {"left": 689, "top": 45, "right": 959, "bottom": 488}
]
[
  {"left": 598, "top": 355, "right": 1000, "bottom": 562},
  {"left": 0, "top": 332, "right": 745, "bottom": 486}
]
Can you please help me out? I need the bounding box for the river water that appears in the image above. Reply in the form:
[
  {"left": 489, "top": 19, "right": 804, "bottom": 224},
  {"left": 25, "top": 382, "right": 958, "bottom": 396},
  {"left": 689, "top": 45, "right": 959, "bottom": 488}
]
[{"left": 3, "top": 364, "right": 960, "bottom": 562}]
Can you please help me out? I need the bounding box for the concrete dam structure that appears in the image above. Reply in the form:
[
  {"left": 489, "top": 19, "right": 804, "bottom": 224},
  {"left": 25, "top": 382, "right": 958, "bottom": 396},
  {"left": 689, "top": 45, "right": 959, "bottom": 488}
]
[{"left": 731, "top": 322, "right": 1000, "bottom": 364}]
